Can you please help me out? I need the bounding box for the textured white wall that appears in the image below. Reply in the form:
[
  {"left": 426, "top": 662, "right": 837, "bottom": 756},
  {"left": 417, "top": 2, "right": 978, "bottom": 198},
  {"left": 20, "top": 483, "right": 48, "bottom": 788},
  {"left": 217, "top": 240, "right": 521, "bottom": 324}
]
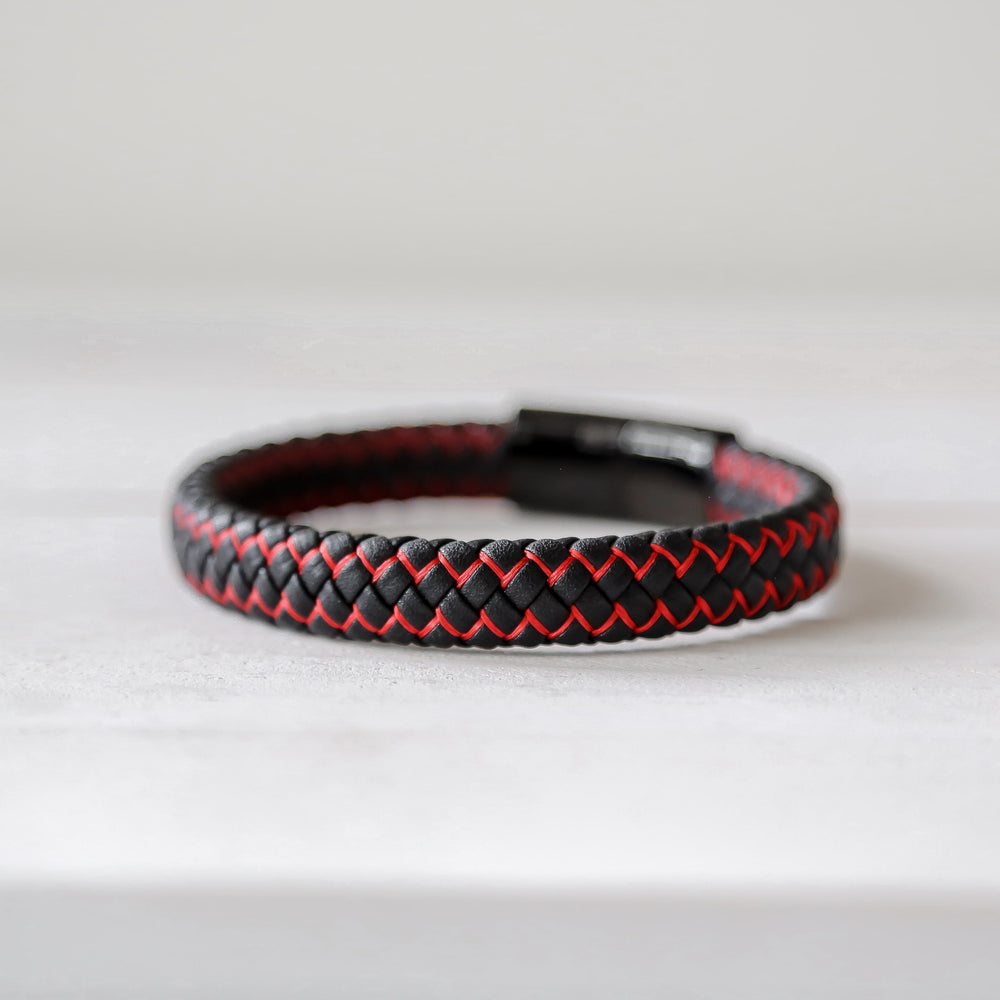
[{"left": 2, "top": 0, "right": 998, "bottom": 295}]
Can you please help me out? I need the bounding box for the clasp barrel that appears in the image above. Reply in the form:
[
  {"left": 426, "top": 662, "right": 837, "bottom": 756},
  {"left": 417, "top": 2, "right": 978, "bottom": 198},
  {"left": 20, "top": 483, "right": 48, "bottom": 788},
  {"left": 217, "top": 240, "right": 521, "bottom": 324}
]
[{"left": 506, "top": 408, "right": 738, "bottom": 526}]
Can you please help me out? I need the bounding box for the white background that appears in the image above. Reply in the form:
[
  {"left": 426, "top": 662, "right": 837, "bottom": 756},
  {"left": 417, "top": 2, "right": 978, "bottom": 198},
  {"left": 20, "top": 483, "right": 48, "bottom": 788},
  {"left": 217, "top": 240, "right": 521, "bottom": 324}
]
[
  {"left": 1, "top": 2, "right": 999, "bottom": 997},
  {"left": 2, "top": 0, "right": 998, "bottom": 297}
]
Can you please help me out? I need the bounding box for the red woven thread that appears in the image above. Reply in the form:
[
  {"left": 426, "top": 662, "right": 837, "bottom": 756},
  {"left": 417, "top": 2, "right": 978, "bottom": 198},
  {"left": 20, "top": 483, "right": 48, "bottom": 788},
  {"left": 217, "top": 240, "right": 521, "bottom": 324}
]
[
  {"left": 173, "top": 500, "right": 838, "bottom": 642},
  {"left": 215, "top": 423, "right": 505, "bottom": 510}
]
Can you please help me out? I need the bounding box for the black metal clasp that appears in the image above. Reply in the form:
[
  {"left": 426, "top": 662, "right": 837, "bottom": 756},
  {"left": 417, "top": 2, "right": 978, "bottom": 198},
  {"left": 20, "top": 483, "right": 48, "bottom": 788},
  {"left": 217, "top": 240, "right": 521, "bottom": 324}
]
[{"left": 506, "top": 408, "right": 737, "bottom": 526}]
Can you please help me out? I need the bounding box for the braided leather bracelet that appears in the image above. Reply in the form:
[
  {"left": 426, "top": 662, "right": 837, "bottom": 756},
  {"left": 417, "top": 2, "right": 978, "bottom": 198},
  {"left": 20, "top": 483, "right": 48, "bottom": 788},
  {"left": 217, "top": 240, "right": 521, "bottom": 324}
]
[{"left": 171, "top": 408, "right": 840, "bottom": 649}]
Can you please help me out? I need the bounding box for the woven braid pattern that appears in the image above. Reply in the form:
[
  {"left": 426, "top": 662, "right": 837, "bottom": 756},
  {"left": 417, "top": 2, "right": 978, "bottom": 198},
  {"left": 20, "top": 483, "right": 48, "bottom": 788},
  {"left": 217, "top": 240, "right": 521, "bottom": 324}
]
[{"left": 172, "top": 422, "right": 839, "bottom": 648}]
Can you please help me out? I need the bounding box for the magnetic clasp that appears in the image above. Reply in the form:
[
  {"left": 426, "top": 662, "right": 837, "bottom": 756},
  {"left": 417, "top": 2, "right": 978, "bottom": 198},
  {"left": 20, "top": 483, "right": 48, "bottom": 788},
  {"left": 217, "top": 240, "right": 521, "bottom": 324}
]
[{"left": 506, "top": 407, "right": 736, "bottom": 526}]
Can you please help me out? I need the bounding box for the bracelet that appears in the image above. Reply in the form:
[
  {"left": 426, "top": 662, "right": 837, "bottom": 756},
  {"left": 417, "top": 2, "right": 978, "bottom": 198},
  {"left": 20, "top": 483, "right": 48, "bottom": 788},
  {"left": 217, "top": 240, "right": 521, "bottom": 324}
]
[{"left": 171, "top": 408, "right": 840, "bottom": 649}]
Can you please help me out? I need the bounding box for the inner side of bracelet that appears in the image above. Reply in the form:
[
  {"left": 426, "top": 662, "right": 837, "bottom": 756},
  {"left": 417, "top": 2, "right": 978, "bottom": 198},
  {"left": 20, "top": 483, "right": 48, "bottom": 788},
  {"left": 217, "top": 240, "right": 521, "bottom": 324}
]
[{"left": 172, "top": 409, "right": 839, "bottom": 647}]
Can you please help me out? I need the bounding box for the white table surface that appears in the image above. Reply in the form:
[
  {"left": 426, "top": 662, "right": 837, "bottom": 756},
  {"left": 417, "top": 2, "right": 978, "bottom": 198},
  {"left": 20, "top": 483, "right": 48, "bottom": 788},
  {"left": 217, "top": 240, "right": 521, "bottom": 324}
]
[{"left": 1, "top": 285, "right": 999, "bottom": 998}]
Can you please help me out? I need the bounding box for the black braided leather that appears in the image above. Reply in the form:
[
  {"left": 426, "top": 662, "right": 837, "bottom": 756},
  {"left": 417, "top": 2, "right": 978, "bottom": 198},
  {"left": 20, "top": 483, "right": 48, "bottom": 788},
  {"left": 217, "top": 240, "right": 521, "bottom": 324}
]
[{"left": 171, "top": 420, "right": 839, "bottom": 648}]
